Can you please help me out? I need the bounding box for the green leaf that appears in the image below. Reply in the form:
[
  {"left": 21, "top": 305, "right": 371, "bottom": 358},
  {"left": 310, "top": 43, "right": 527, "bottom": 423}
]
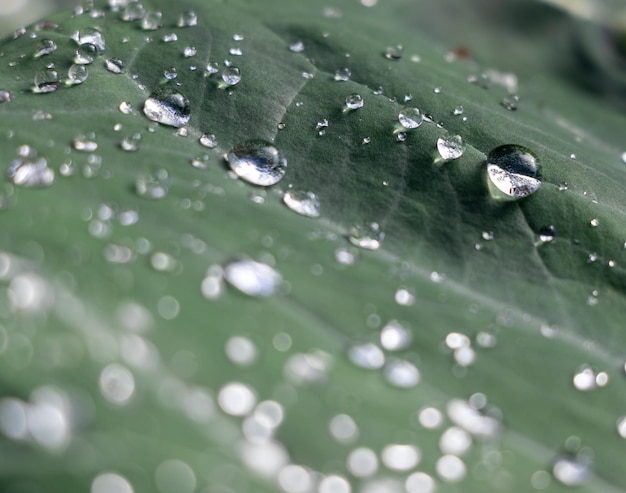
[{"left": 1, "top": 1, "right": 625, "bottom": 492}]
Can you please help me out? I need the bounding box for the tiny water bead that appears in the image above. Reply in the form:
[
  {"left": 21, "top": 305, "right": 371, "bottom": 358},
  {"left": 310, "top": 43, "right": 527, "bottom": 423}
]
[
  {"left": 486, "top": 144, "right": 541, "bottom": 200},
  {"left": 33, "top": 69, "right": 59, "bottom": 93},
  {"left": 334, "top": 67, "right": 352, "bottom": 81},
  {"left": 398, "top": 107, "right": 423, "bottom": 129},
  {"left": 143, "top": 88, "right": 191, "bottom": 128},
  {"left": 73, "top": 133, "right": 98, "bottom": 152},
  {"left": 226, "top": 140, "right": 287, "bottom": 186},
  {"left": 349, "top": 222, "right": 384, "bottom": 250},
  {"left": 380, "top": 320, "right": 412, "bottom": 351},
  {"left": 384, "top": 45, "right": 403, "bottom": 60},
  {"left": 283, "top": 191, "right": 320, "bottom": 218},
  {"left": 120, "top": 133, "right": 142, "bottom": 152},
  {"left": 224, "top": 258, "right": 282, "bottom": 297},
  {"left": 105, "top": 58, "right": 125, "bottom": 74},
  {"left": 436, "top": 135, "right": 465, "bottom": 160},
  {"left": 221, "top": 66, "right": 241, "bottom": 86},
  {"left": 141, "top": 10, "right": 163, "bottom": 30},
  {"left": 348, "top": 343, "right": 385, "bottom": 369},
  {"left": 289, "top": 40, "right": 305, "bottom": 53},
  {"left": 8, "top": 146, "right": 54, "bottom": 188},
  {"left": 538, "top": 225, "right": 556, "bottom": 243},
  {"left": 345, "top": 93, "right": 364, "bottom": 110},
  {"left": 135, "top": 168, "right": 170, "bottom": 199}
]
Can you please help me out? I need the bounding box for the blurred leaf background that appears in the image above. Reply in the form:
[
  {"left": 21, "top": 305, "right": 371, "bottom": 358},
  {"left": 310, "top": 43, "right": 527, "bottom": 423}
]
[{"left": 0, "top": 0, "right": 80, "bottom": 37}]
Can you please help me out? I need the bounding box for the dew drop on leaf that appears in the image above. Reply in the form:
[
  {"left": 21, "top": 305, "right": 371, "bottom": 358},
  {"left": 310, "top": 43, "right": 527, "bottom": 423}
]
[
  {"left": 384, "top": 44, "right": 403, "bottom": 60},
  {"left": 405, "top": 472, "right": 436, "bottom": 493},
  {"left": 105, "top": 58, "right": 125, "bottom": 74},
  {"left": 199, "top": 133, "right": 218, "bottom": 148},
  {"left": 177, "top": 10, "right": 198, "bottom": 27},
  {"left": 34, "top": 38, "right": 57, "bottom": 59},
  {"left": 143, "top": 88, "right": 190, "bottom": 128},
  {"left": 486, "top": 144, "right": 541, "bottom": 200},
  {"left": 380, "top": 320, "right": 412, "bottom": 351},
  {"left": 282, "top": 190, "right": 320, "bottom": 218},
  {"left": 135, "top": 168, "right": 170, "bottom": 199},
  {"left": 501, "top": 94, "right": 519, "bottom": 111},
  {"left": 552, "top": 455, "right": 590, "bottom": 486},
  {"left": 74, "top": 27, "right": 106, "bottom": 52},
  {"left": 120, "top": 133, "right": 142, "bottom": 152},
  {"left": 288, "top": 40, "right": 305, "bottom": 53},
  {"left": 538, "top": 225, "right": 556, "bottom": 243},
  {"left": 221, "top": 66, "right": 241, "bottom": 86},
  {"left": 348, "top": 343, "right": 385, "bottom": 369},
  {"left": 121, "top": 2, "right": 145, "bottom": 21},
  {"left": 33, "top": 69, "right": 59, "bottom": 93},
  {"left": 398, "top": 106, "right": 423, "bottom": 129},
  {"left": 91, "top": 473, "right": 134, "bottom": 493},
  {"left": 384, "top": 360, "right": 420, "bottom": 387},
  {"left": 345, "top": 93, "right": 364, "bottom": 110},
  {"left": 218, "top": 382, "right": 256, "bottom": 416},
  {"left": 75, "top": 43, "right": 98, "bottom": 64},
  {"left": 436, "top": 135, "right": 465, "bottom": 160},
  {"left": 0, "top": 90, "right": 12, "bottom": 103},
  {"left": 224, "top": 258, "right": 282, "bottom": 297},
  {"left": 8, "top": 146, "right": 54, "bottom": 188},
  {"left": 226, "top": 140, "right": 287, "bottom": 186},
  {"left": 67, "top": 64, "right": 88, "bottom": 85},
  {"left": 73, "top": 133, "right": 98, "bottom": 152},
  {"left": 334, "top": 67, "right": 352, "bottom": 81},
  {"left": 349, "top": 222, "right": 384, "bottom": 250},
  {"left": 436, "top": 455, "right": 466, "bottom": 483},
  {"left": 141, "top": 11, "right": 163, "bottom": 30}
]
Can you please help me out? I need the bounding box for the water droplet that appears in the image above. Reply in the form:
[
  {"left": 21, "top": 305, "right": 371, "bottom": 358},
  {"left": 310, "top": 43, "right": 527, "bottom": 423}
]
[
  {"left": 501, "top": 94, "right": 519, "bottom": 111},
  {"left": 552, "top": 455, "right": 590, "bottom": 486},
  {"left": 398, "top": 106, "right": 423, "bottom": 129},
  {"left": 348, "top": 343, "right": 385, "bottom": 369},
  {"left": 436, "top": 455, "right": 466, "bottom": 483},
  {"left": 573, "top": 366, "right": 599, "bottom": 391},
  {"left": 590, "top": 218, "right": 599, "bottom": 227},
  {"left": 405, "top": 472, "right": 435, "bottom": 493},
  {"left": 199, "top": 133, "right": 218, "bottom": 148},
  {"left": 184, "top": 46, "right": 197, "bottom": 57},
  {"left": 436, "top": 135, "right": 465, "bottom": 160},
  {"left": 538, "top": 225, "right": 555, "bottom": 243},
  {"left": 347, "top": 447, "right": 378, "bottom": 477},
  {"left": 8, "top": 146, "right": 54, "bottom": 188},
  {"left": 384, "top": 360, "right": 420, "bottom": 387},
  {"left": 163, "top": 67, "right": 177, "bottom": 80},
  {"left": 73, "top": 133, "right": 98, "bottom": 152},
  {"left": 67, "top": 64, "right": 88, "bottom": 84},
  {"left": 381, "top": 444, "right": 420, "bottom": 471},
  {"left": 224, "top": 258, "right": 281, "bottom": 297},
  {"left": 0, "top": 90, "right": 12, "bottom": 103},
  {"left": 74, "top": 27, "right": 106, "bottom": 52},
  {"left": 225, "top": 336, "right": 257, "bottom": 366},
  {"left": 120, "top": 133, "right": 142, "bottom": 152},
  {"left": 135, "top": 168, "right": 170, "bottom": 199},
  {"left": 229, "top": 47, "right": 243, "bottom": 56},
  {"left": 75, "top": 43, "right": 98, "bottom": 64},
  {"left": 621, "top": 152, "right": 626, "bottom": 164},
  {"left": 119, "top": 101, "right": 132, "bottom": 114},
  {"left": 452, "top": 105, "right": 464, "bottom": 116},
  {"left": 122, "top": 2, "right": 145, "bottom": 21},
  {"left": 384, "top": 45, "right": 403, "bottom": 60},
  {"left": 334, "top": 67, "right": 351, "bottom": 81},
  {"left": 34, "top": 38, "right": 57, "bottom": 58},
  {"left": 380, "top": 320, "right": 412, "bottom": 351},
  {"left": 91, "top": 473, "right": 134, "bottom": 493},
  {"left": 617, "top": 416, "right": 626, "bottom": 438},
  {"left": 439, "top": 426, "right": 472, "bottom": 455},
  {"left": 486, "top": 144, "right": 541, "bottom": 200},
  {"left": 162, "top": 33, "right": 178, "bottom": 42},
  {"left": 99, "top": 363, "right": 135, "bottom": 405},
  {"left": 177, "top": 10, "right": 198, "bottom": 27},
  {"left": 283, "top": 190, "right": 320, "bottom": 218},
  {"left": 143, "top": 88, "right": 190, "bottom": 128},
  {"left": 349, "top": 222, "right": 384, "bottom": 250},
  {"left": 218, "top": 382, "right": 256, "bottom": 416},
  {"left": 105, "top": 57, "right": 125, "bottom": 74},
  {"left": 289, "top": 40, "right": 305, "bottom": 53},
  {"left": 418, "top": 407, "right": 443, "bottom": 429},
  {"left": 344, "top": 93, "right": 364, "bottom": 110},
  {"left": 319, "top": 476, "right": 351, "bottom": 493},
  {"left": 33, "top": 69, "right": 59, "bottom": 93},
  {"left": 221, "top": 66, "right": 241, "bottom": 86},
  {"left": 141, "top": 11, "right": 163, "bottom": 30},
  {"left": 226, "top": 140, "right": 287, "bottom": 186},
  {"left": 433, "top": 86, "right": 442, "bottom": 94}
]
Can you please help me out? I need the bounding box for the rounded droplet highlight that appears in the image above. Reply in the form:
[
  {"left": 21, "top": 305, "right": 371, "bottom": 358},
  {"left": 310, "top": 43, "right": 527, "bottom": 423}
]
[
  {"left": 437, "top": 135, "right": 465, "bottom": 160},
  {"left": 221, "top": 66, "right": 241, "bottom": 86},
  {"left": 486, "top": 144, "right": 540, "bottom": 200},
  {"left": 398, "top": 107, "right": 423, "bottom": 129},
  {"left": 226, "top": 140, "right": 287, "bottom": 186},
  {"left": 283, "top": 190, "right": 320, "bottom": 218},
  {"left": 349, "top": 222, "right": 384, "bottom": 250},
  {"left": 345, "top": 93, "right": 364, "bottom": 110},
  {"left": 34, "top": 69, "right": 59, "bottom": 93},
  {"left": 224, "top": 258, "right": 282, "bottom": 297},
  {"left": 143, "top": 88, "right": 190, "bottom": 128}
]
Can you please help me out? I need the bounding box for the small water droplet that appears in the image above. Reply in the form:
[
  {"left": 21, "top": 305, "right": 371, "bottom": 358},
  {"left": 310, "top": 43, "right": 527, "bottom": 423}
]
[
  {"left": 135, "top": 168, "right": 170, "bottom": 199},
  {"left": 345, "top": 93, "right": 364, "bottom": 110},
  {"left": 552, "top": 455, "right": 590, "bottom": 486},
  {"left": 122, "top": 2, "right": 145, "bottom": 21},
  {"left": 621, "top": 152, "right": 626, "bottom": 164},
  {"left": 163, "top": 67, "right": 177, "bottom": 80},
  {"left": 67, "top": 64, "right": 88, "bottom": 84},
  {"left": 436, "top": 455, "right": 466, "bottom": 483},
  {"left": 143, "top": 88, "right": 190, "bottom": 128},
  {"left": 349, "top": 222, "right": 384, "bottom": 250},
  {"left": 74, "top": 27, "right": 106, "bottom": 52},
  {"left": 334, "top": 67, "right": 351, "bottom": 81},
  {"left": 118, "top": 101, "right": 132, "bottom": 114},
  {"left": 105, "top": 57, "right": 125, "bottom": 74},
  {"left": 283, "top": 191, "right": 320, "bottom": 218},
  {"left": 184, "top": 46, "right": 197, "bottom": 57},
  {"left": 33, "top": 69, "right": 59, "bottom": 93},
  {"left": 398, "top": 107, "right": 423, "bottom": 129},
  {"left": 91, "top": 473, "right": 134, "bottom": 493},
  {"left": 501, "top": 94, "right": 519, "bottom": 111},
  {"left": 384, "top": 45, "right": 403, "bottom": 60},
  {"left": 538, "top": 225, "right": 556, "bottom": 243},
  {"left": 289, "top": 40, "right": 305, "bottom": 53},
  {"left": 99, "top": 363, "right": 135, "bottom": 405},
  {"left": 120, "top": 133, "right": 142, "bottom": 152},
  {"left": 141, "top": 11, "right": 163, "bottom": 30},
  {"left": 590, "top": 218, "right": 599, "bottom": 227},
  {"left": 0, "top": 90, "right": 12, "bottom": 103},
  {"left": 73, "top": 133, "right": 98, "bottom": 152},
  {"left": 34, "top": 38, "right": 57, "bottom": 58},
  {"left": 486, "top": 144, "right": 541, "bottom": 200},
  {"left": 384, "top": 360, "right": 420, "bottom": 387},
  {"left": 380, "top": 320, "right": 412, "bottom": 351},
  {"left": 436, "top": 135, "right": 465, "bottom": 160},
  {"left": 452, "top": 105, "right": 464, "bottom": 116},
  {"left": 162, "top": 33, "right": 178, "bottom": 42},
  {"left": 177, "top": 10, "right": 198, "bottom": 27},
  {"left": 75, "top": 43, "right": 98, "bottom": 64},
  {"left": 221, "top": 66, "right": 241, "bottom": 86},
  {"left": 224, "top": 258, "right": 281, "bottom": 297},
  {"left": 617, "top": 416, "right": 626, "bottom": 439},
  {"left": 8, "top": 146, "right": 54, "bottom": 188},
  {"left": 229, "top": 47, "right": 242, "bottom": 56},
  {"left": 573, "top": 366, "right": 599, "bottom": 391},
  {"left": 433, "top": 86, "right": 442, "bottom": 94},
  {"left": 348, "top": 343, "right": 385, "bottom": 369},
  {"left": 226, "top": 140, "right": 287, "bottom": 186}
]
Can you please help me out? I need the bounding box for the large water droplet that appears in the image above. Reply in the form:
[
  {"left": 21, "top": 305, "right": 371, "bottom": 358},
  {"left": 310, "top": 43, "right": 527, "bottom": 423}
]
[
  {"left": 349, "top": 222, "right": 384, "bottom": 250},
  {"left": 345, "top": 93, "right": 364, "bottom": 110},
  {"left": 67, "top": 64, "right": 88, "bottom": 85},
  {"left": 283, "top": 191, "right": 320, "bottom": 218},
  {"left": 8, "top": 146, "right": 54, "bottom": 188},
  {"left": 143, "top": 88, "right": 190, "bottom": 128},
  {"left": 33, "top": 69, "right": 59, "bottom": 93},
  {"left": 74, "top": 27, "right": 106, "bottom": 52},
  {"left": 75, "top": 43, "right": 98, "bottom": 64},
  {"left": 486, "top": 144, "right": 540, "bottom": 200},
  {"left": 221, "top": 66, "right": 241, "bottom": 86},
  {"left": 34, "top": 39, "right": 57, "bottom": 58},
  {"left": 226, "top": 140, "right": 287, "bottom": 186},
  {"left": 437, "top": 135, "right": 465, "bottom": 160},
  {"left": 224, "top": 258, "right": 282, "bottom": 297},
  {"left": 398, "top": 107, "right": 423, "bottom": 129}
]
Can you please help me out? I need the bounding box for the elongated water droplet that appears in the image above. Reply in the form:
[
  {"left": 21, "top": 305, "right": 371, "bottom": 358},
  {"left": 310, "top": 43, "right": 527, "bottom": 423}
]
[
  {"left": 135, "top": 168, "right": 170, "bottom": 199},
  {"left": 143, "top": 88, "right": 190, "bottom": 128},
  {"left": 8, "top": 146, "right": 54, "bottom": 188},
  {"left": 501, "top": 94, "right": 519, "bottom": 111},
  {"left": 224, "top": 259, "right": 281, "bottom": 297},
  {"left": 398, "top": 107, "right": 423, "bottom": 129},
  {"left": 34, "top": 39, "right": 57, "bottom": 58},
  {"left": 199, "top": 133, "right": 217, "bottom": 148},
  {"left": 349, "top": 222, "right": 384, "bottom": 250},
  {"left": 486, "top": 144, "right": 540, "bottom": 200},
  {"left": 67, "top": 64, "right": 88, "bottom": 84},
  {"left": 105, "top": 58, "right": 125, "bottom": 74},
  {"left": 345, "top": 93, "right": 364, "bottom": 110},
  {"left": 348, "top": 343, "right": 385, "bottom": 369},
  {"left": 283, "top": 191, "right": 320, "bottom": 218},
  {"left": 437, "top": 135, "right": 465, "bottom": 160},
  {"left": 226, "top": 140, "right": 287, "bottom": 186},
  {"left": 73, "top": 133, "right": 98, "bottom": 152},
  {"left": 221, "top": 66, "right": 241, "bottom": 86},
  {"left": 34, "top": 69, "right": 59, "bottom": 93}
]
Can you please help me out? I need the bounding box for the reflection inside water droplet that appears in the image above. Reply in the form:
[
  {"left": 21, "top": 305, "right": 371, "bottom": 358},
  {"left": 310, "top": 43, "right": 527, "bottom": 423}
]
[
  {"left": 486, "top": 144, "right": 540, "bottom": 200},
  {"left": 283, "top": 191, "right": 320, "bottom": 218},
  {"left": 437, "top": 135, "right": 465, "bottom": 160},
  {"left": 34, "top": 69, "right": 59, "bottom": 93},
  {"left": 143, "top": 88, "right": 190, "bottom": 128},
  {"left": 349, "top": 222, "right": 384, "bottom": 250},
  {"left": 398, "top": 106, "right": 423, "bottom": 129},
  {"left": 226, "top": 140, "right": 287, "bottom": 186},
  {"left": 345, "top": 93, "right": 364, "bottom": 110}
]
